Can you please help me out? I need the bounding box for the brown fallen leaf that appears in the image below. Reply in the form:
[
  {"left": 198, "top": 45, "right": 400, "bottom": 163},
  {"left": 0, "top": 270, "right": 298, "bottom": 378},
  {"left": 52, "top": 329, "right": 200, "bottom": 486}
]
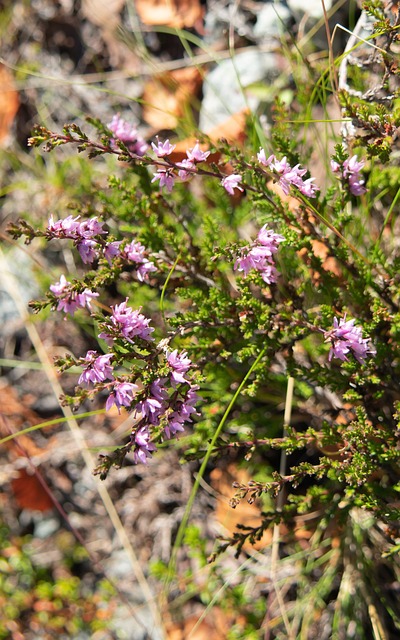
[
  {"left": 143, "top": 66, "right": 203, "bottom": 130},
  {"left": 135, "top": 0, "right": 204, "bottom": 29},
  {"left": 11, "top": 468, "right": 54, "bottom": 512},
  {"left": 0, "top": 64, "right": 19, "bottom": 143}
]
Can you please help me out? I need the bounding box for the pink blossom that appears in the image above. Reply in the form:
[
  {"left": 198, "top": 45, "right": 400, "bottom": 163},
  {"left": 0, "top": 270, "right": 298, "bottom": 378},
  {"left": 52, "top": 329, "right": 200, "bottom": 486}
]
[
  {"left": 164, "top": 385, "right": 200, "bottom": 439},
  {"left": 323, "top": 316, "right": 375, "bottom": 364},
  {"left": 257, "top": 149, "right": 274, "bottom": 166},
  {"left": 123, "top": 241, "right": 156, "bottom": 282},
  {"left": 77, "top": 239, "right": 98, "bottom": 264},
  {"left": 186, "top": 143, "right": 210, "bottom": 163},
  {"left": 257, "top": 150, "right": 319, "bottom": 198},
  {"left": 176, "top": 158, "right": 196, "bottom": 181},
  {"left": 77, "top": 217, "right": 106, "bottom": 238},
  {"left": 132, "top": 426, "right": 157, "bottom": 464},
  {"left": 135, "top": 396, "right": 164, "bottom": 425},
  {"left": 50, "top": 275, "right": 99, "bottom": 315},
  {"left": 257, "top": 225, "right": 285, "bottom": 250},
  {"left": 104, "top": 241, "right": 122, "bottom": 265},
  {"left": 99, "top": 299, "right": 154, "bottom": 344},
  {"left": 106, "top": 381, "right": 139, "bottom": 412},
  {"left": 151, "top": 169, "right": 175, "bottom": 193},
  {"left": 47, "top": 215, "right": 81, "bottom": 238},
  {"left": 331, "top": 155, "right": 366, "bottom": 196},
  {"left": 124, "top": 241, "right": 146, "bottom": 263},
  {"left": 167, "top": 349, "right": 192, "bottom": 385},
  {"left": 234, "top": 226, "right": 284, "bottom": 286},
  {"left": 78, "top": 351, "right": 114, "bottom": 385},
  {"left": 221, "top": 174, "right": 244, "bottom": 195},
  {"left": 108, "top": 114, "right": 148, "bottom": 156},
  {"left": 151, "top": 138, "right": 176, "bottom": 157},
  {"left": 137, "top": 261, "right": 157, "bottom": 282}
]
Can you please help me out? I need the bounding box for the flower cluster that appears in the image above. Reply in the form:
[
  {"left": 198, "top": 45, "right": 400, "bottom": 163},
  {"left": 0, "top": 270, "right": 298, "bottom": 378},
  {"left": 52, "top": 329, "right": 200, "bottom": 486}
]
[
  {"left": 323, "top": 316, "right": 375, "bottom": 364},
  {"left": 47, "top": 214, "right": 109, "bottom": 265},
  {"left": 49, "top": 274, "right": 99, "bottom": 315},
  {"left": 47, "top": 214, "right": 156, "bottom": 285},
  {"left": 107, "top": 114, "right": 148, "bottom": 156},
  {"left": 234, "top": 225, "right": 285, "bottom": 285},
  {"left": 123, "top": 241, "right": 157, "bottom": 282},
  {"left": 151, "top": 141, "right": 210, "bottom": 192},
  {"left": 98, "top": 299, "right": 155, "bottom": 345},
  {"left": 257, "top": 150, "right": 318, "bottom": 198},
  {"left": 77, "top": 311, "right": 199, "bottom": 465},
  {"left": 331, "top": 155, "right": 366, "bottom": 196}
]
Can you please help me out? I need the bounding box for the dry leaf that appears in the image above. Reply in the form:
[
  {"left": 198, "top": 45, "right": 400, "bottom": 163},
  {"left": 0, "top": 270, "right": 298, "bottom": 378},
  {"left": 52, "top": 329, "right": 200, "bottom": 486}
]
[
  {"left": 11, "top": 468, "right": 54, "bottom": 512},
  {"left": 135, "top": 0, "right": 204, "bottom": 29},
  {"left": 0, "top": 64, "right": 19, "bottom": 143},
  {"left": 210, "top": 464, "right": 273, "bottom": 550},
  {"left": 143, "top": 67, "right": 202, "bottom": 130}
]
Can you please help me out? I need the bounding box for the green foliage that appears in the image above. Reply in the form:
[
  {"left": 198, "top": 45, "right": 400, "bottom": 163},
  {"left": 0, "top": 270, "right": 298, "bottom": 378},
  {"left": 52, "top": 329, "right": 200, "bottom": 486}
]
[
  {"left": 0, "top": 526, "right": 115, "bottom": 639},
  {"left": 7, "top": 1, "right": 400, "bottom": 636}
]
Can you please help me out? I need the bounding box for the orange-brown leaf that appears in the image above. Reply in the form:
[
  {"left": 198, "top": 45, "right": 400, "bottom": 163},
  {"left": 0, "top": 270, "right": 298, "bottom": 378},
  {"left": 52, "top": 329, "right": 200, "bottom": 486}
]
[
  {"left": 11, "top": 468, "right": 54, "bottom": 512},
  {"left": 143, "top": 67, "right": 202, "bottom": 130},
  {"left": 135, "top": 0, "right": 204, "bottom": 29},
  {"left": 0, "top": 64, "right": 19, "bottom": 143}
]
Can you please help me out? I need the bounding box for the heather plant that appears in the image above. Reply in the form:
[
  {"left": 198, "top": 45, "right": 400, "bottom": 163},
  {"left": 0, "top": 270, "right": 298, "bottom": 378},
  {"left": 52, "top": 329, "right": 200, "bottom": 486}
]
[{"left": 6, "top": 1, "right": 400, "bottom": 636}]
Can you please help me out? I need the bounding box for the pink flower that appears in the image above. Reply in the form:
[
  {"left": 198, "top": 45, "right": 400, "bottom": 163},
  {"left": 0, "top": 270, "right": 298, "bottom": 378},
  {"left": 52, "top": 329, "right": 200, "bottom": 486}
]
[
  {"left": 234, "top": 225, "right": 284, "bottom": 286},
  {"left": 104, "top": 241, "right": 122, "bottom": 265},
  {"left": 132, "top": 426, "right": 157, "bottom": 464},
  {"left": 151, "top": 169, "right": 175, "bottom": 192},
  {"left": 176, "top": 158, "right": 196, "bottom": 181},
  {"left": 124, "top": 241, "right": 146, "bottom": 263},
  {"left": 257, "top": 149, "right": 274, "bottom": 166},
  {"left": 221, "top": 174, "right": 244, "bottom": 195},
  {"left": 164, "top": 385, "right": 200, "bottom": 439},
  {"left": 323, "top": 316, "right": 375, "bottom": 364},
  {"left": 108, "top": 114, "right": 148, "bottom": 156},
  {"left": 257, "top": 150, "right": 319, "bottom": 198},
  {"left": 331, "top": 155, "right": 366, "bottom": 196},
  {"left": 123, "top": 241, "right": 156, "bottom": 282},
  {"left": 167, "top": 349, "right": 192, "bottom": 385},
  {"left": 186, "top": 143, "right": 210, "bottom": 163},
  {"left": 151, "top": 138, "right": 176, "bottom": 157},
  {"left": 47, "top": 215, "right": 81, "bottom": 238},
  {"left": 106, "top": 381, "right": 139, "bottom": 412},
  {"left": 50, "top": 275, "right": 99, "bottom": 315},
  {"left": 137, "top": 261, "right": 157, "bottom": 282},
  {"left": 77, "top": 239, "right": 98, "bottom": 264},
  {"left": 257, "top": 225, "right": 285, "bottom": 250},
  {"left": 77, "top": 217, "right": 106, "bottom": 238},
  {"left": 135, "top": 397, "right": 164, "bottom": 425},
  {"left": 98, "top": 299, "right": 154, "bottom": 344},
  {"left": 78, "top": 351, "right": 114, "bottom": 385}
]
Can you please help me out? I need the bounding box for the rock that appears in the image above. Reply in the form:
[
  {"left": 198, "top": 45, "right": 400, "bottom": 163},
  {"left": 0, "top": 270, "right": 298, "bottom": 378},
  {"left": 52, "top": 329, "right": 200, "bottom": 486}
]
[
  {"left": 253, "top": 2, "right": 292, "bottom": 40},
  {"left": 199, "top": 49, "right": 280, "bottom": 132}
]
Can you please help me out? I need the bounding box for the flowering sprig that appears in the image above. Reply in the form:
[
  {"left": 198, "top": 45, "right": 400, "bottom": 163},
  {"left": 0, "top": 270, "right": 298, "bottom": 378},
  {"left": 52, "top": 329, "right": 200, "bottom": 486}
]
[
  {"left": 257, "top": 150, "right": 319, "bottom": 198},
  {"left": 234, "top": 225, "right": 285, "bottom": 286},
  {"left": 76, "top": 321, "right": 200, "bottom": 466},
  {"left": 322, "top": 315, "right": 375, "bottom": 364},
  {"left": 151, "top": 140, "right": 210, "bottom": 191},
  {"left": 49, "top": 275, "right": 99, "bottom": 315}
]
